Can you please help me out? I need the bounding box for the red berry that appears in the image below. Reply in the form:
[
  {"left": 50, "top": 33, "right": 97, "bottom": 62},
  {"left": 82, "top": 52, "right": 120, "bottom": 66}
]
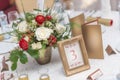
[
  {"left": 19, "top": 38, "right": 28, "bottom": 50},
  {"left": 46, "top": 15, "right": 52, "bottom": 20},
  {"left": 35, "top": 15, "right": 45, "bottom": 25},
  {"left": 48, "top": 35, "right": 57, "bottom": 46}
]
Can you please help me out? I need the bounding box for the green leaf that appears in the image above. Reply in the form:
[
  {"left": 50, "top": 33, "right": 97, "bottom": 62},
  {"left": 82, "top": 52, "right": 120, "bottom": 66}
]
[
  {"left": 25, "top": 13, "right": 35, "bottom": 22},
  {"left": 27, "top": 48, "right": 39, "bottom": 59},
  {"left": 9, "top": 49, "right": 21, "bottom": 62},
  {"left": 34, "top": 9, "right": 42, "bottom": 12},
  {"left": 70, "top": 22, "right": 81, "bottom": 29},
  {"left": 11, "top": 62, "right": 17, "bottom": 71},
  {"left": 19, "top": 53, "right": 28, "bottom": 64},
  {"left": 44, "top": 8, "right": 49, "bottom": 13}
]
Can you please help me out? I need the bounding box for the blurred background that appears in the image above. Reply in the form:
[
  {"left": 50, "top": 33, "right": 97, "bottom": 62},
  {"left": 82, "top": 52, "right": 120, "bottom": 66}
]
[{"left": 0, "top": 0, "right": 120, "bottom": 15}]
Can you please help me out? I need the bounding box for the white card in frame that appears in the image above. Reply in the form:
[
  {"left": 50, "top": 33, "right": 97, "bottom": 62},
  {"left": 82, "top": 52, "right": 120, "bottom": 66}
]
[{"left": 58, "top": 35, "right": 90, "bottom": 76}]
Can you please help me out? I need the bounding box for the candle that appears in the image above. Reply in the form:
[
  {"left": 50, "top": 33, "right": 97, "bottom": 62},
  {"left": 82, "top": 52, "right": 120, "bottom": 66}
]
[
  {"left": 40, "top": 74, "right": 50, "bottom": 80},
  {"left": 19, "top": 74, "right": 29, "bottom": 80}
]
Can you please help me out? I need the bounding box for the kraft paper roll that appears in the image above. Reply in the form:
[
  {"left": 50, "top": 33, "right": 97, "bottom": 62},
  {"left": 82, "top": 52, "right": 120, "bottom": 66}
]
[
  {"left": 86, "top": 16, "right": 98, "bottom": 22},
  {"left": 0, "top": 35, "right": 4, "bottom": 41},
  {"left": 86, "top": 16, "right": 113, "bottom": 26},
  {"left": 98, "top": 18, "right": 113, "bottom": 26}
]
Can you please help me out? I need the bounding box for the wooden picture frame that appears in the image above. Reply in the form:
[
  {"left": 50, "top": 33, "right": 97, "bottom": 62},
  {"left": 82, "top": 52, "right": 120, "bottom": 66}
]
[{"left": 58, "top": 35, "right": 90, "bottom": 76}]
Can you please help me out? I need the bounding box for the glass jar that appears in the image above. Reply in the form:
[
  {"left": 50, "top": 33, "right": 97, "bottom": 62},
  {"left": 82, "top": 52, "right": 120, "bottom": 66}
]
[{"left": 62, "top": 0, "right": 74, "bottom": 15}]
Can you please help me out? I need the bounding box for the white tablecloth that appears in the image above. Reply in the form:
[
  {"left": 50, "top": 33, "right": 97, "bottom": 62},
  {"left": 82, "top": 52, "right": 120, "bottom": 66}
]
[{"left": 1, "top": 11, "right": 120, "bottom": 80}]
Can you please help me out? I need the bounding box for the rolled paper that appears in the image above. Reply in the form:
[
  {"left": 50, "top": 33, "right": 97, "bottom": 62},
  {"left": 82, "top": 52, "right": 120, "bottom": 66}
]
[
  {"left": 98, "top": 18, "right": 113, "bottom": 26},
  {"left": 40, "top": 74, "right": 50, "bottom": 80},
  {"left": 0, "top": 35, "right": 4, "bottom": 41},
  {"left": 86, "top": 16, "right": 98, "bottom": 22},
  {"left": 86, "top": 16, "right": 113, "bottom": 26}
]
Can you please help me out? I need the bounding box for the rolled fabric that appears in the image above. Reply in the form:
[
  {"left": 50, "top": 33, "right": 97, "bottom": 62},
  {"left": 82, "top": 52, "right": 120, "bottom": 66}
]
[
  {"left": 0, "top": 35, "right": 4, "bottom": 41},
  {"left": 86, "top": 16, "right": 113, "bottom": 26}
]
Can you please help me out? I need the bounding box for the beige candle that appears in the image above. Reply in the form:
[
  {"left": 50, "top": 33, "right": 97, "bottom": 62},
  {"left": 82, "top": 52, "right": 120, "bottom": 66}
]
[
  {"left": 19, "top": 74, "right": 29, "bottom": 80},
  {"left": 40, "top": 74, "right": 50, "bottom": 80}
]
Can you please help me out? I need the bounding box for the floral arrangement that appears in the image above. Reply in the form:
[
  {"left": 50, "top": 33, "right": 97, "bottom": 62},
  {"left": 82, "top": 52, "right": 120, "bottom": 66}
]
[{"left": 10, "top": 9, "right": 70, "bottom": 70}]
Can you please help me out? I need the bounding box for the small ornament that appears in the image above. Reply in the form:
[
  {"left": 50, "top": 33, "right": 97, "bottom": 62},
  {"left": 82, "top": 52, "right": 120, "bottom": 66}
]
[
  {"left": 105, "top": 45, "right": 116, "bottom": 55},
  {"left": 87, "top": 69, "right": 103, "bottom": 80},
  {"left": 1, "top": 57, "right": 9, "bottom": 72}
]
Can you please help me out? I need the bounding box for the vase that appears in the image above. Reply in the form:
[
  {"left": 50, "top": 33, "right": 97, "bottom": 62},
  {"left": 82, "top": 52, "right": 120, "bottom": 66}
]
[{"left": 36, "top": 47, "right": 52, "bottom": 65}]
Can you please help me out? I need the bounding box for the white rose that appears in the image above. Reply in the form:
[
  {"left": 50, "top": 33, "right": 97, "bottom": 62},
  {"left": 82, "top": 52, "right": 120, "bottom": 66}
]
[
  {"left": 35, "top": 27, "right": 53, "bottom": 41},
  {"left": 31, "top": 42, "right": 42, "bottom": 49},
  {"left": 18, "top": 21, "right": 28, "bottom": 32},
  {"left": 55, "top": 24, "right": 66, "bottom": 34}
]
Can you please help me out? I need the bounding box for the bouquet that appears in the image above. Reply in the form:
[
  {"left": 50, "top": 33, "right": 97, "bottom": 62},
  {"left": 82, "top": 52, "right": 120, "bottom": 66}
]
[{"left": 10, "top": 9, "right": 70, "bottom": 70}]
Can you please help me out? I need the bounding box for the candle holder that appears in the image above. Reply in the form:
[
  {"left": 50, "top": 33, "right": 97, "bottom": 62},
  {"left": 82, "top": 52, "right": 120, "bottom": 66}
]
[
  {"left": 40, "top": 74, "right": 50, "bottom": 80},
  {"left": 19, "top": 74, "right": 29, "bottom": 80}
]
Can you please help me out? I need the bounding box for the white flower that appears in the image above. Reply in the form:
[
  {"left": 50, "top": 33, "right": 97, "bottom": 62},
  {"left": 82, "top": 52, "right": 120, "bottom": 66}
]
[
  {"left": 55, "top": 24, "right": 66, "bottom": 34},
  {"left": 18, "top": 21, "right": 28, "bottom": 32},
  {"left": 23, "top": 36, "right": 29, "bottom": 42},
  {"left": 31, "top": 42, "right": 42, "bottom": 50},
  {"left": 11, "top": 36, "right": 18, "bottom": 43},
  {"left": 35, "top": 27, "right": 53, "bottom": 41},
  {"left": 32, "top": 20, "right": 37, "bottom": 24}
]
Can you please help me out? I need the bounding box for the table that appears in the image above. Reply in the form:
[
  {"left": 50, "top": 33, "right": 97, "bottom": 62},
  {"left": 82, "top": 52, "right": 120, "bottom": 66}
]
[{"left": 0, "top": 11, "right": 120, "bottom": 80}]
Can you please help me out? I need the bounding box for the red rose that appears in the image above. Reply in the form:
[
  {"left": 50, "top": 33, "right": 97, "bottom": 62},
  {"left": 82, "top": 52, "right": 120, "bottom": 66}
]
[
  {"left": 35, "top": 15, "right": 45, "bottom": 25},
  {"left": 46, "top": 15, "right": 52, "bottom": 21},
  {"left": 48, "top": 35, "right": 57, "bottom": 46},
  {"left": 19, "top": 38, "right": 28, "bottom": 50}
]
